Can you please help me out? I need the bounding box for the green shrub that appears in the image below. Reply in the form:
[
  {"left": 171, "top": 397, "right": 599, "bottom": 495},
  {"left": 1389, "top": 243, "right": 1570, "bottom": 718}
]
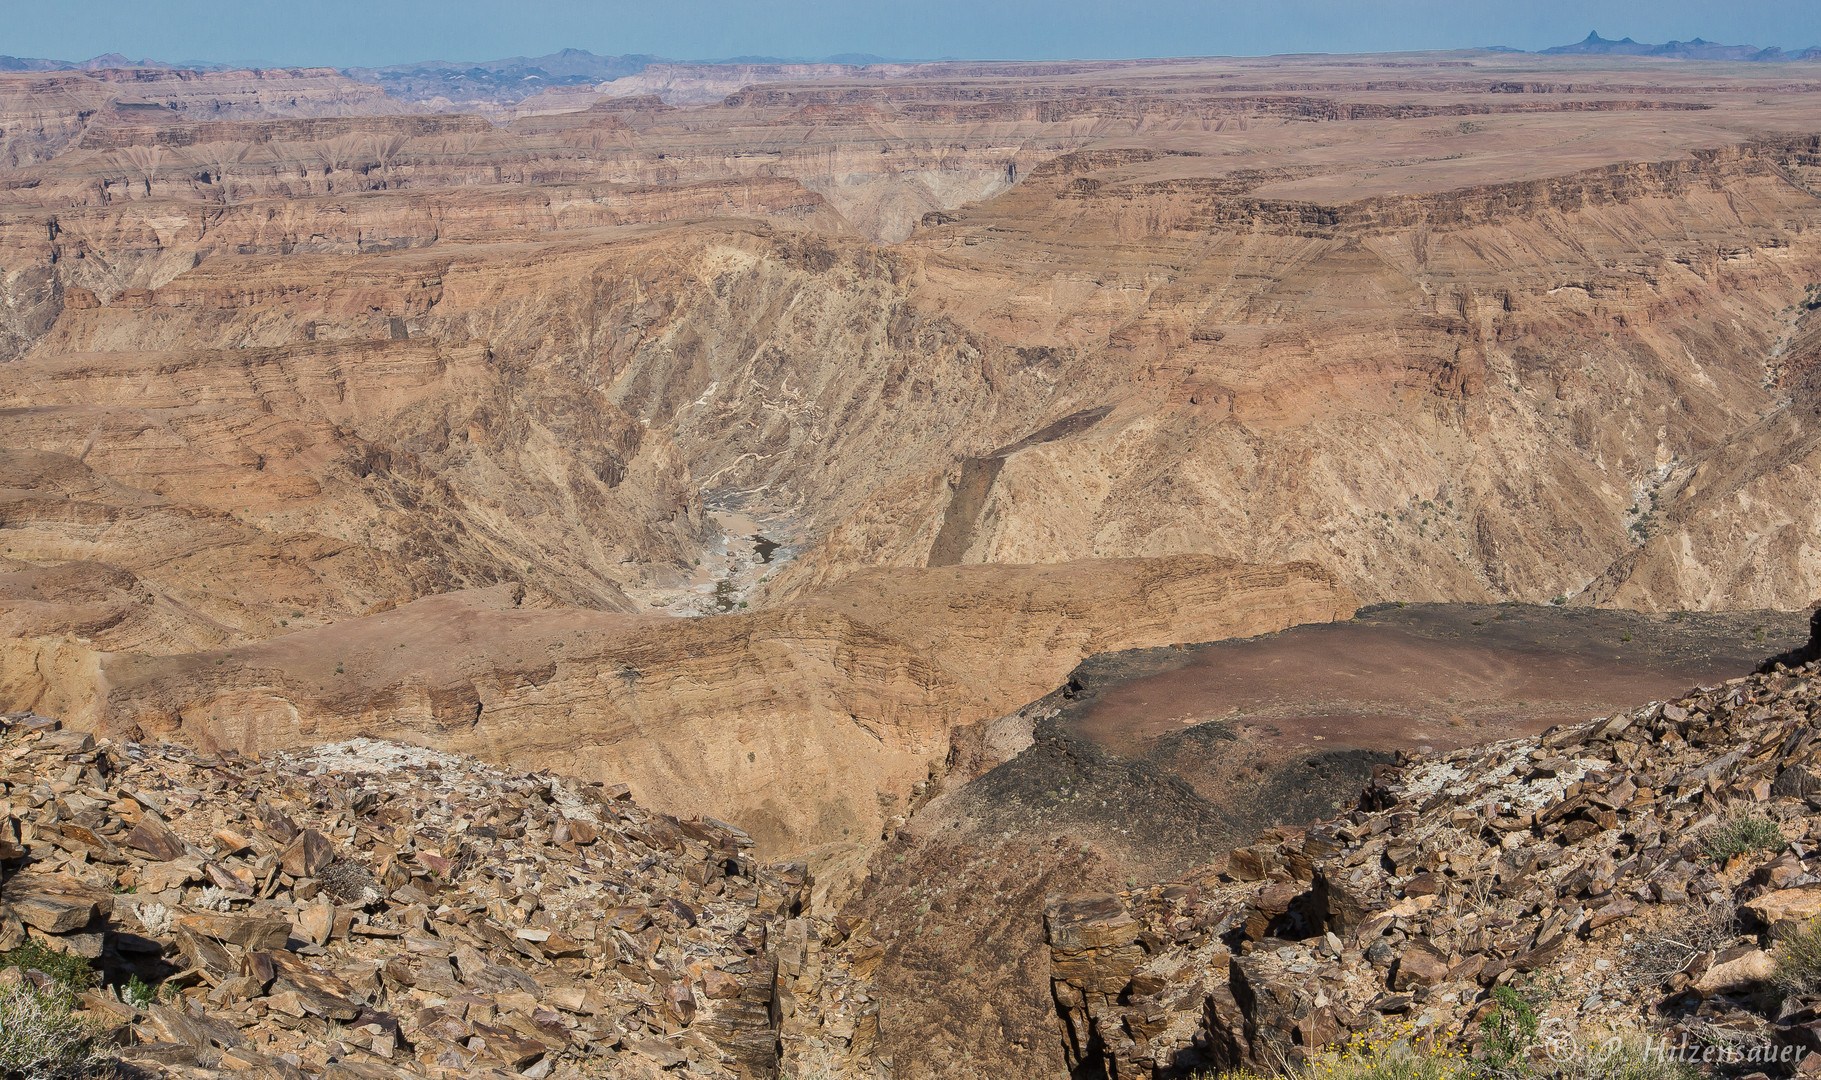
[
  {"left": 1702, "top": 810, "right": 1786, "bottom": 863},
  {"left": 0, "top": 980, "right": 116, "bottom": 1079},
  {"left": 1483, "top": 984, "right": 1540, "bottom": 1073},
  {"left": 1568, "top": 1038, "right": 1701, "bottom": 1080},
  {"left": 1191, "top": 1025, "right": 1698, "bottom": 1080},
  {"left": 1196, "top": 1026, "right": 1473, "bottom": 1079},
  {"left": 1775, "top": 917, "right": 1821, "bottom": 994},
  {"left": 0, "top": 942, "right": 94, "bottom": 991},
  {"left": 122, "top": 975, "right": 160, "bottom": 1010}
]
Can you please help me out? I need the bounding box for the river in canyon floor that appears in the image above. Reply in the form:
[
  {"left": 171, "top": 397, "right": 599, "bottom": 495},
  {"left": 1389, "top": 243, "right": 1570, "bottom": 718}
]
[{"left": 621, "top": 504, "right": 800, "bottom": 617}]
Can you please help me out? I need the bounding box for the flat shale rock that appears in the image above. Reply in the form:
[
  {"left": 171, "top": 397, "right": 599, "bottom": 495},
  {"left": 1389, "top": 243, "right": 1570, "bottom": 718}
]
[
  {"left": 2, "top": 870, "right": 112, "bottom": 933},
  {"left": 175, "top": 912, "right": 292, "bottom": 950}
]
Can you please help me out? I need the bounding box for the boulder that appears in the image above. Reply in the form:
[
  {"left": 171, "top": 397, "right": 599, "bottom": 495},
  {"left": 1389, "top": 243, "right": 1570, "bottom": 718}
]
[
  {"left": 1746, "top": 887, "right": 1821, "bottom": 929},
  {"left": 175, "top": 912, "right": 292, "bottom": 950},
  {"left": 125, "top": 813, "right": 188, "bottom": 862},
  {"left": 1391, "top": 943, "right": 1452, "bottom": 990},
  {"left": 1693, "top": 948, "right": 1777, "bottom": 995}
]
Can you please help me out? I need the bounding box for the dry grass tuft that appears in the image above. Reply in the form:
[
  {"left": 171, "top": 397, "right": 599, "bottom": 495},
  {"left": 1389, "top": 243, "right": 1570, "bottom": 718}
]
[
  {"left": 1775, "top": 917, "right": 1821, "bottom": 994},
  {"left": 1627, "top": 897, "right": 1744, "bottom": 989},
  {"left": 1702, "top": 809, "right": 1786, "bottom": 863},
  {"left": 0, "top": 979, "right": 118, "bottom": 1080}
]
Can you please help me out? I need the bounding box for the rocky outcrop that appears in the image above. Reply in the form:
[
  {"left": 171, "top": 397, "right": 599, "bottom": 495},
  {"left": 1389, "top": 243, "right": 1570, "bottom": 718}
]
[
  {"left": 1765, "top": 607, "right": 1821, "bottom": 671},
  {"left": 0, "top": 716, "right": 880, "bottom": 1079},
  {"left": 1045, "top": 652, "right": 1821, "bottom": 1078}
]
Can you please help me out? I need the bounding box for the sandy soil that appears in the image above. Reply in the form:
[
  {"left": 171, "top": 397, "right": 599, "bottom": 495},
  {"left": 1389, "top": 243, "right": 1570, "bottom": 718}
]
[{"left": 1070, "top": 602, "right": 1812, "bottom": 759}]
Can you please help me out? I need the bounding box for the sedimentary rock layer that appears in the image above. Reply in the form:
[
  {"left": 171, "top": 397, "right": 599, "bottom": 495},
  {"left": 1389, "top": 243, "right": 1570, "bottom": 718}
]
[{"left": 3, "top": 559, "right": 1355, "bottom": 857}]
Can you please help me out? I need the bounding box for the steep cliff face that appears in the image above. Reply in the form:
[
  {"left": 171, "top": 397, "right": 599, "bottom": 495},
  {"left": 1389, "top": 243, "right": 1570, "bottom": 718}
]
[
  {"left": 1582, "top": 301, "right": 1821, "bottom": 610},
  {"left": 4, "top": 56, "right": 1821, "bottom": 882},
  {"left": 0, "top": 333, "right": 701, "bottom": 639},
  {"left": 5, "top": 131, "right": 1819, "bottom": 646},
  {"left": 3, "top": 220, "right": 1063, "bottom": 616},
  {"left": 0, "top": 558, "right": 1357, "bottom": 861},
  {"left": 0, "top": 178, "right": 846, "bottom": 365},
  {"left": 775, "top": 142, "right": 1821, "bottom": 612}
]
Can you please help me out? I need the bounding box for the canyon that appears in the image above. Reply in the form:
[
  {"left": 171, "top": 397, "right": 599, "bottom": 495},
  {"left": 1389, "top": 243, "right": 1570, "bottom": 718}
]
[{"left": 0, "top": 47, "right": 1820, "bottom": 1079}]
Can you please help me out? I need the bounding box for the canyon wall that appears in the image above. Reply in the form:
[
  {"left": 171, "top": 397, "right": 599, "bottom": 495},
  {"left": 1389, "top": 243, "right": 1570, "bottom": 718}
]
[
  {"left": 3, "top": 55, "right": 1821, "bottom": 873},
  {"left": 1, "top": 559, "right": 1356, "bottom": 862}
]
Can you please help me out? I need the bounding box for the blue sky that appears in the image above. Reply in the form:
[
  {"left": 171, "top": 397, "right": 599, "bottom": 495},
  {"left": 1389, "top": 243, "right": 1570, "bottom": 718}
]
[{"left": 8, "top": 0, "right": 1821, "bottom": 69}]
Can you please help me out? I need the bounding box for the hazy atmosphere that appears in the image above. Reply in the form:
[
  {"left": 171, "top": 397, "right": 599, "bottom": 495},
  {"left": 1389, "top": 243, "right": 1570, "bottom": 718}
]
[{"left": 4, "top": 0, "right": 1821, "bottom": 66}]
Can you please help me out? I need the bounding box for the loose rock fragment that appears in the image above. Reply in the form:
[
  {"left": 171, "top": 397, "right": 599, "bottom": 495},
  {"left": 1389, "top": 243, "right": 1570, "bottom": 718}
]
[{"left": 0, "top": 721, "right": 882, "bottom": 1080}]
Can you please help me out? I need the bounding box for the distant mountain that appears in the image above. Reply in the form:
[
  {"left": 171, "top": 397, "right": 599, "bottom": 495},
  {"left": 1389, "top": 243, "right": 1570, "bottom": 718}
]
[
  {"left": 0, "top": 53, "right": 225, "bottom": 72},
  {"left": 341, "top": 50, "right": 925, "bottom": 107},
  {"left": 343, "top": 49, "right": 662, "bottom": 106},
  {"left": 707, "top": 53, "right": 902, "bottom": 66},
  {"left": 1539, "top": 31, "right": 1821, "bottom": 61},
  {"left": 817, "top": 53, "right": 900, "bottom": 66}
]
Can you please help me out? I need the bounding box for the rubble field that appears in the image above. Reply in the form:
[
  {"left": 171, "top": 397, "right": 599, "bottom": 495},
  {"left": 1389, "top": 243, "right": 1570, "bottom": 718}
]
[{"left": 0, "top": 727, "right": 882, "bottom": 1080}]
